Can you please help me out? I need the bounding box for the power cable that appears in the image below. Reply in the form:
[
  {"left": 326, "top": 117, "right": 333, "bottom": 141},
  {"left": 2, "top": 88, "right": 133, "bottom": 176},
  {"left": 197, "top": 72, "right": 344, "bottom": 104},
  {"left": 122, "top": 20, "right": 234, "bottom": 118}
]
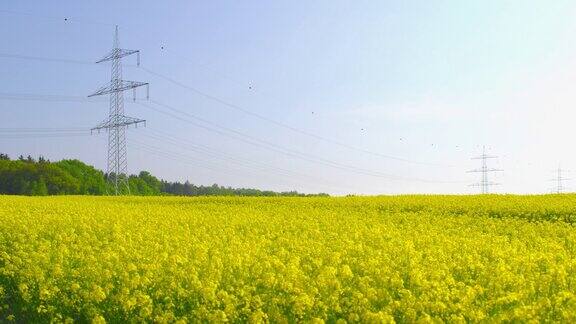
[
  {"left": 0, "top": 133, "right": 91, "bottom": 139},
  {"left": 0, "top": 127, "right": 90, "bottom": 132},
  {"left": 0, "top": 88, "right": 464, "bottom": 184},
  {"left": 128, "top": 138, "right": 333, "bottom": 192},
  {"left": 141, "top": 66, "right": 454, "bottom": 168},
  {"left": 141, "top": 100, "right": 465, "bottom": 184},
  {"left": 0, "top": 53, "right": 137, "bottom": 68},
  {"left": 0, "top": 47, "right": 455, "bottom": 168},
  {"left": 142, "top": 128, "right": 345, "bottom": 189},
  {"left": 0, "top": 9, "right": 114, "bottom": 26},
  {"left": 0, "top": 53, "right": 93, "bottom": 65}
]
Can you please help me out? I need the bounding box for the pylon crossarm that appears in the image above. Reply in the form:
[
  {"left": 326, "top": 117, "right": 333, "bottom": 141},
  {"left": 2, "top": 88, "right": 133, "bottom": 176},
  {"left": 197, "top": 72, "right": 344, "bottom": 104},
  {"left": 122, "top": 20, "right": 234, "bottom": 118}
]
[
  {"left": 91, "top": 121, "right": 145, "bottom": 131},
  {"left": 91, "top": 115, "right": 146, "bottom": 132},
  {"left": 96, "top": 48, "right": 140, "bottom": 64},
  {"left": 88, "top": 80, "right": 148, "bottom": 97},
  {"left": 471, "top": 155, "right": 498, "bottom": 160},
  {"left": 469, "top": 182, "right": 500, "bottom": 187},
  {"left": 467, "top": 168, "right": 502, "bottom": 173}
]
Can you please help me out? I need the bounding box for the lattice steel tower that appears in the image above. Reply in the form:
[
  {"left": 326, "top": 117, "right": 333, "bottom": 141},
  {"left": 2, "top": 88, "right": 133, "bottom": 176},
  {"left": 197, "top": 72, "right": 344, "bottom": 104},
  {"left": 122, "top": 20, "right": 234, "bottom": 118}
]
[
  {"left": 550, "top": 165, "right": 570, "bottom": 194},
  {"left": 89, "top": 26, "right": 149, "bottom": 195},
  {"left": 468, "top": 146, "right": 503, "bottom": 194}
]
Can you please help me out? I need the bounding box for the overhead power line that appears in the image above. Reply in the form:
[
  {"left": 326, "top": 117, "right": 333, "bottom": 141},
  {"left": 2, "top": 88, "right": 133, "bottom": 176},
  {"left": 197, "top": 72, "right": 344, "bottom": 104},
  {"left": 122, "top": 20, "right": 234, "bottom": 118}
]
[
  {"left": 0, "top": 92, "right": 106, "bottom": 103},
  {"left": 0, "top": 133, "right": 91, "bottom": 139},
  {"left": 140, "top": 99, "right": 465, "bottom": 184},
  {"left": 0, "top": 127, "right": 91, "bottom": 138},
  {"left": 0, "top": 9, "right": 114, "bottom": 26},
  {"left": 158, "top": 47, "right": 256, "bottom": 92},
  {"left": 0, "top": 52, "right": 93, "bottom": 65},
  {"left": 0, "top": 53, "right": 137, "bottom": 68},
  {"left": 127, "top": 138, "right": 341, "bottom": 193},
  {"left": 0, "top": 48, "right": 454, "bottom": 168},
  {"left": 0, "top": 89, "right": 461, "bottom": 184},
  {"left": 140, "top": 66, "right": 453, "bottom": 168},
  {"left": 142, "top": 128, "right": 344, "bottom": 190},
  {"left": 0, "top": 15, "right": 465, "bottom": 189},
  {"left": 0, "top": 127, "right": 90, "bottom": 132}
]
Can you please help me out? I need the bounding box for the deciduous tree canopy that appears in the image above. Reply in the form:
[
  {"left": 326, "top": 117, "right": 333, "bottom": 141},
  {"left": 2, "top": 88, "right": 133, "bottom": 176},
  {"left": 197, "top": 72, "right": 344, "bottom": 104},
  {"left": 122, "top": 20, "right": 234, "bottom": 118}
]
[{"left": 0, "top": 154, "right": 326, "bottom": 197}]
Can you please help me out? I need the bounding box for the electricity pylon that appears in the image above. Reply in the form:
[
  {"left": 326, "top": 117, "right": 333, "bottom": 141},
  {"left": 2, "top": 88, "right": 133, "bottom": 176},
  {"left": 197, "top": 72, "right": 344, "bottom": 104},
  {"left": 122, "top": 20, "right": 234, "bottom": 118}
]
[
  {"left": 89, "top": 26, "right": 149, "bottom": 195},
  {"left": 550, "top": 165, "right": 570, "bottom": 194},
  {"left": 468, "top": 146, "right": 502, "bottom": 194}
]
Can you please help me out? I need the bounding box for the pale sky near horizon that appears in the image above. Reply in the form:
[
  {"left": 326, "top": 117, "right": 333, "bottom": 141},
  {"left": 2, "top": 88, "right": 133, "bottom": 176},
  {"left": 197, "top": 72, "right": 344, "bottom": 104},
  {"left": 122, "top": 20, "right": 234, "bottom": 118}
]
[{"left": 1, "top": 1, "right": 576, "bottom": 195}]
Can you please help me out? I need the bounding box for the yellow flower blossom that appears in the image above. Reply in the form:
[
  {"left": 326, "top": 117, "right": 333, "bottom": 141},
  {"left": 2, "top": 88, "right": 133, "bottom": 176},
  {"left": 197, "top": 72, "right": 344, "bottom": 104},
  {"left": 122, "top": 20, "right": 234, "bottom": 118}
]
[{"left": 0, "top": 195, "right": 576, "bottom": 322}]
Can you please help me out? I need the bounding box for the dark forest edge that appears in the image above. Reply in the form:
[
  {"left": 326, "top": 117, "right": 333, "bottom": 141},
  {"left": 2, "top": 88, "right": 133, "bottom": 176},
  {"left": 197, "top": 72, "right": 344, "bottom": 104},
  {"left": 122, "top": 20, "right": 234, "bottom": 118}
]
[{"left": 0, "top": 154, "right": 328, "bottom": 197}]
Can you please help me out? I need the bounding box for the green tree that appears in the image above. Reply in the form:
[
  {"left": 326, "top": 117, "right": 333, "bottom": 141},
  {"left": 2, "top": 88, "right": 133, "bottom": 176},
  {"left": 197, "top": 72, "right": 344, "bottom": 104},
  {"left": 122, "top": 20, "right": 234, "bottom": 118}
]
[
  {"left": 30, "top": 179, "right": 48, "bottom": 196},
  {"left": 0, "top": 153, "right": 327, "bottom": 197},
  {"left": 55, "top": 160, "right": 107, "bottom": 195}
]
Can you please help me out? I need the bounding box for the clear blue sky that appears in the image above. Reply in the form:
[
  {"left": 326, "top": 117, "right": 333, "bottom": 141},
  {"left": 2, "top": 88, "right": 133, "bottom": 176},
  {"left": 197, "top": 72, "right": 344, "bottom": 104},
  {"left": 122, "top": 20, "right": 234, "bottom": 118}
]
[{"left": 2, "top": 0, "right": 576, "bottom": 195}]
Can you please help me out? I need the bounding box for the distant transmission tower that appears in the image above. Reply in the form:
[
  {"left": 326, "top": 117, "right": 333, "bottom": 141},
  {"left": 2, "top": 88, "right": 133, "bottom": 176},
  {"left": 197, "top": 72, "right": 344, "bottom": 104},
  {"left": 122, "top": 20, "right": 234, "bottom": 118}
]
[
  {"left": 550, "top": 165, "right": 570, "bottom": 194},
  {"left": 468, "top": 146, "right": 503, "bottom": 194},
  {"left": 89, "top": 26, "right": 149, "bottom": 195}
]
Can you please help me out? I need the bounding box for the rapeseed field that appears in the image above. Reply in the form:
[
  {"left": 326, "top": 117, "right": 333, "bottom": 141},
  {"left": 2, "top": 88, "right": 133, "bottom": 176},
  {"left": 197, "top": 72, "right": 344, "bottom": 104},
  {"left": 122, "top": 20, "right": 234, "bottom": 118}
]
[{"left": 1, "top": 195, "right": 576, "bottom": 322}]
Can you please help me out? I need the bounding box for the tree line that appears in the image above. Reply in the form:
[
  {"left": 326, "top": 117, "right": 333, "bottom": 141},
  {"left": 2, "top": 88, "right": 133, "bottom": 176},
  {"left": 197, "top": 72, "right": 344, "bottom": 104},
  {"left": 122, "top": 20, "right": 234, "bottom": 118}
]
[{"left": 0, "top": 154, "right": 327, "bottom": 197}]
